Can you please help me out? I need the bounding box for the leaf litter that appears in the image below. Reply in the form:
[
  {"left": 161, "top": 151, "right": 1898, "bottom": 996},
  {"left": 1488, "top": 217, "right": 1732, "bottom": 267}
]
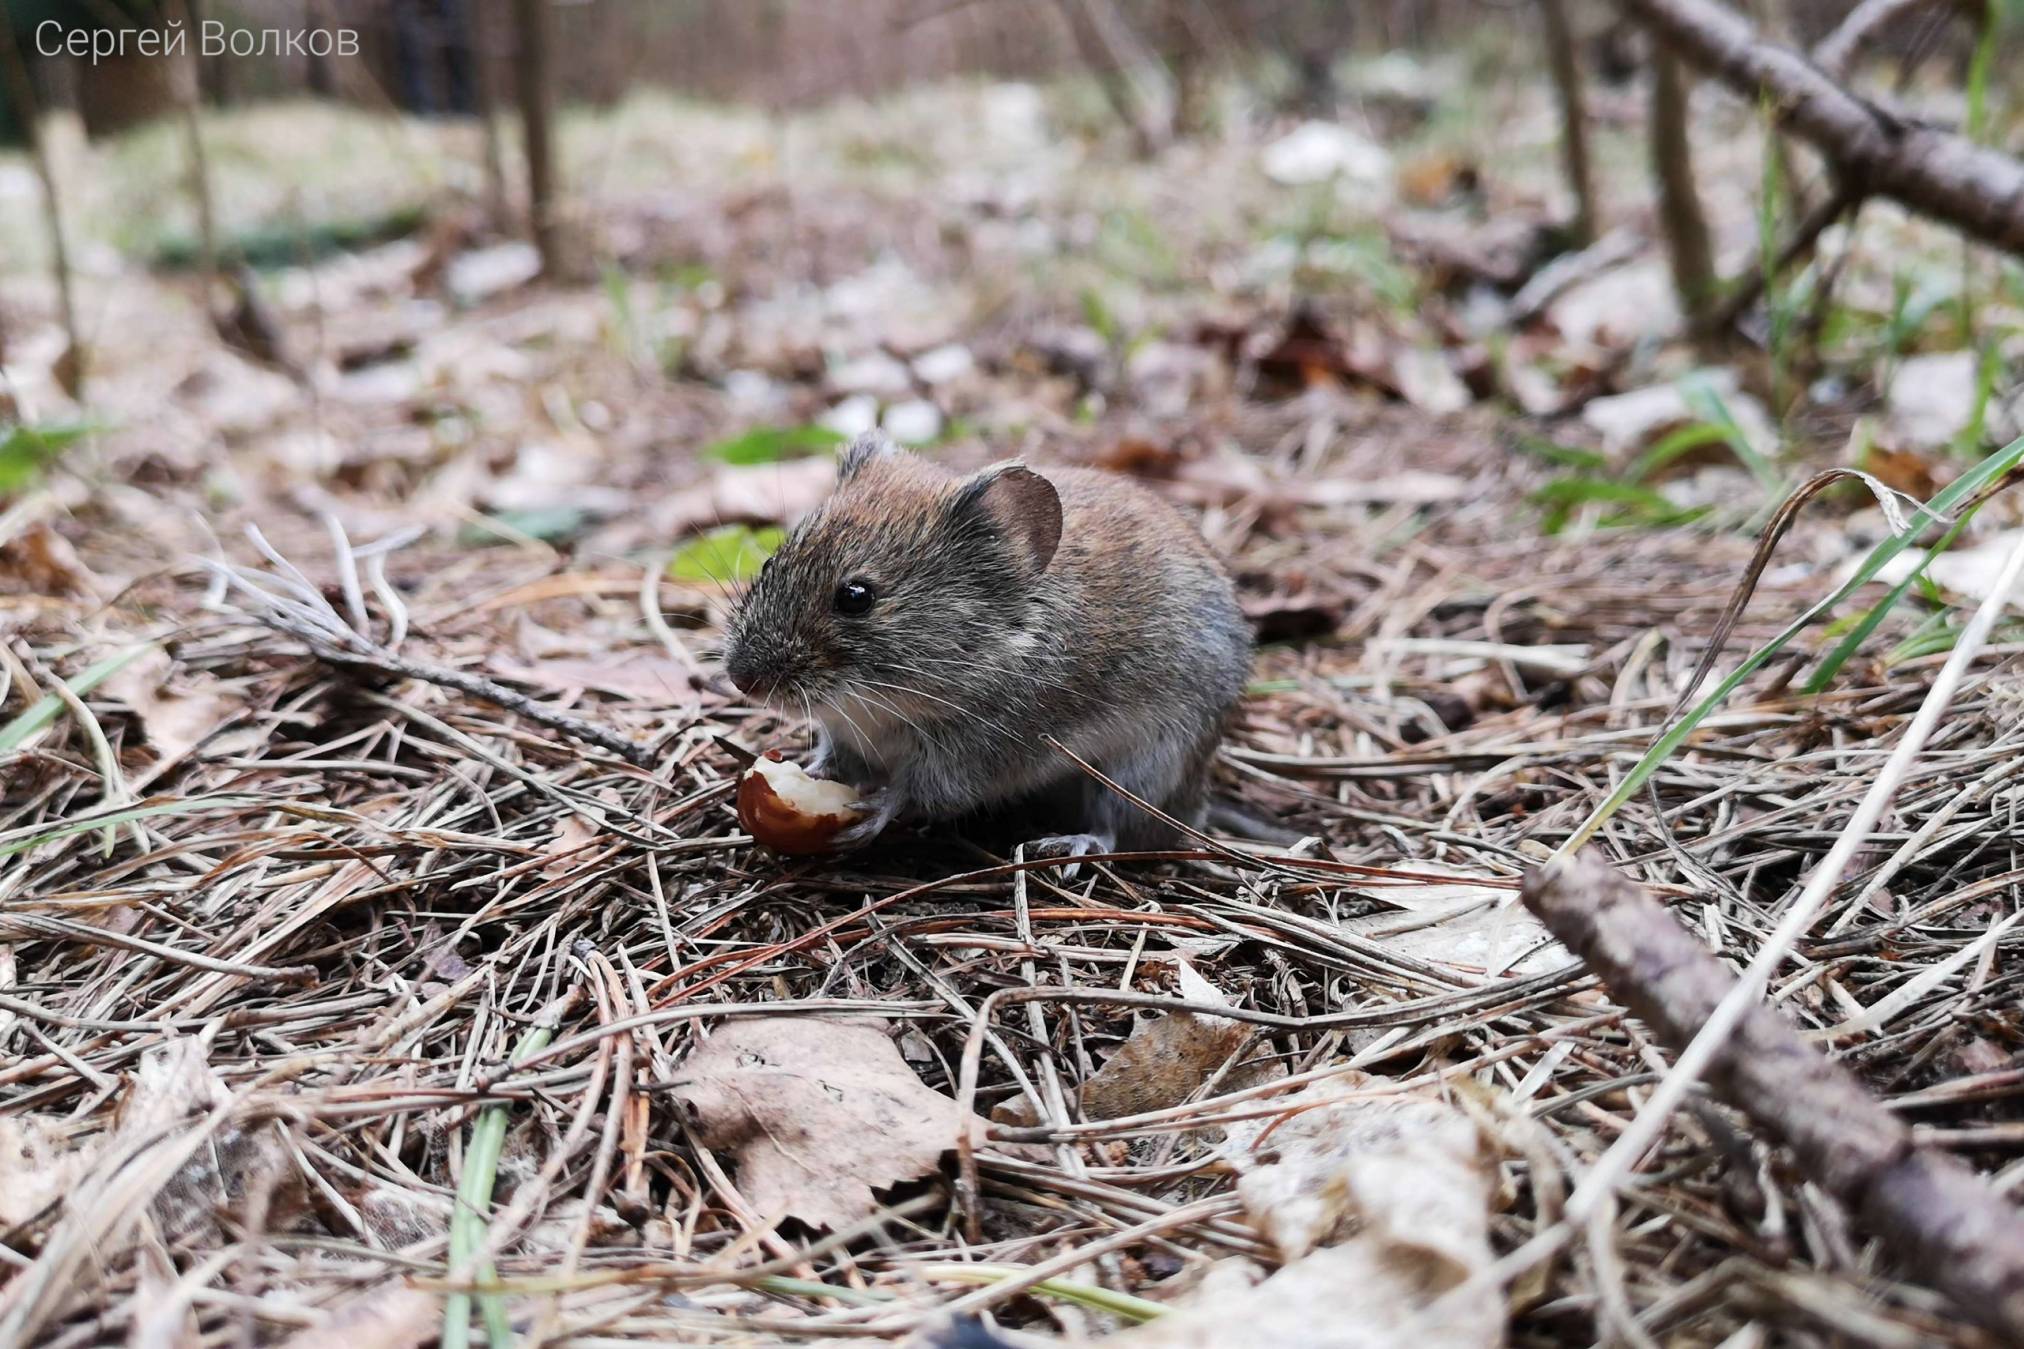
[{"left": 2, "top": 51, "right": 2022, "bottom": 1349}]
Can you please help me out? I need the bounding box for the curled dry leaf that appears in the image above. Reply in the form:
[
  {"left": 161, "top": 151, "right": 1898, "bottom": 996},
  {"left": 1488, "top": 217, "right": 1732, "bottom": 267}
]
[
  {"left": 1078, "top": 959, "right": 1265, "bottom": 1122},
  {"left": 104, "top": 649, "right": 244, "bottom": 786},
  {"left": 1103, "top": 1077, "right": 1502, "bottom": 1349},
  {"left": 670, "top": 1016, "right": 988, "bottom": 1231},
  {"left": 0, "top": 1115, "right": 93, "bottom": 1232},
  {"left": 1342, "top": 877, "right": 1571, "bottom": 979}
]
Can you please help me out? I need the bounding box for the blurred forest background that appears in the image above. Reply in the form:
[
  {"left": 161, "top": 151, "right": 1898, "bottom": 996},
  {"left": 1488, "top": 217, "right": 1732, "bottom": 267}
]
[{"left": 5, "top": 0, "right": 2024, "bottom": 1346}]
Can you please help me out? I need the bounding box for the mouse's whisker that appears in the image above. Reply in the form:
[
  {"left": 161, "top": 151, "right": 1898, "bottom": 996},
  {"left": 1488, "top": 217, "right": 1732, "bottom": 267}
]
[
  {"left": 857, "top": 677, "right": 1022, "bottom": 744},
  {"left": 848, "top": 687, "right": 949, "bottom": 756}
]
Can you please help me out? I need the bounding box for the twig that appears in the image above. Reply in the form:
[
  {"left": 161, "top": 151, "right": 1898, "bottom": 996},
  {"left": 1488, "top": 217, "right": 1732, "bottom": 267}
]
[
  {"left": 298, "top": 637, "right": 655, "bottom": 768},
  {"left": 1522, "top": 850, "right": 2024, "bottom": 1342},
  {"left": 1813, "top": 0, "right": 1946, "bottom": 78},
  {"left": 1554, "top": 525, "right": 2024, "bottom": 1240},
  {"left": 206, "top": 525, "right": 654, "bottom": 768},
  {"left": 1623, "top": 0, "right": 2024, "bottom": 253},
  {"left": 1699, "top": 185, "right": 1862, "bottom": 337}
]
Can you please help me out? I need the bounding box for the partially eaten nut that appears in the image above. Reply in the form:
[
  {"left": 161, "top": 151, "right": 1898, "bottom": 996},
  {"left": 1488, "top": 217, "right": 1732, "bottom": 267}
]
[{"left": 736, "top": 751, "right": 869, "bottom": 855}]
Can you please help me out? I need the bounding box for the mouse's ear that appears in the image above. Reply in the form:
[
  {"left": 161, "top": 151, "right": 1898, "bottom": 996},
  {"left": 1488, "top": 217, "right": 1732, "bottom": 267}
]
[
  {"left": 953, "top": 464, "right": 1062, "bottom": 573},
  {"left": 838, "top": 430, "right": 902, "bottom": 482}
]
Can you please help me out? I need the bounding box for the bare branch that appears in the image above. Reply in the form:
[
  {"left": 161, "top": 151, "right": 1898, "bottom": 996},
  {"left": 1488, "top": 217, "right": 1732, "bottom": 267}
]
[
  {"left": 1812, "top": 0, "right": 1946, "bottom": 78},
  {"left": 1524, "top": 852, "right": 2024, "bottom": 1344},
  {"left": 1624, "top": 0, "right": 2024, "bottom": 254}
]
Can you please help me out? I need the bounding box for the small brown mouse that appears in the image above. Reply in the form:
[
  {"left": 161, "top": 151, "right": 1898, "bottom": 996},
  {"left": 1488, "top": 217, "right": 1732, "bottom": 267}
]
[{"left": 721, "top": 431, "right": 1253, "bottom": 859}]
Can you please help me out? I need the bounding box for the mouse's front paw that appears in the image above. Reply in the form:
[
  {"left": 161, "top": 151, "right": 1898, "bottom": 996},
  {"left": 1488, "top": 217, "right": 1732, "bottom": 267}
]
[{"left": 834, "top": 787, "right": 901, "bottom": 849}]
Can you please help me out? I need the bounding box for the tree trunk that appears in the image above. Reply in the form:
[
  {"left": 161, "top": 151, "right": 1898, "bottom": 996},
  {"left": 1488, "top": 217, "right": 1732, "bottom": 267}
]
[
  {"left": 0, "top": 6, "right": 84, "bottom": 397},
  {"left": 511, "top": 0, "right": 564, "bottom": 277},
  {"left": 169, "top": 0, "right": 221, "bottom": 298},
  {"left": 1540, "top": 0, "right": 1599, "bottom": 244},
  {"left": 1650, "top": 49, "right": 1717, "bottom": 324},
  {"left": 470, "top": 1, "right": 509, "bottom": 231}
]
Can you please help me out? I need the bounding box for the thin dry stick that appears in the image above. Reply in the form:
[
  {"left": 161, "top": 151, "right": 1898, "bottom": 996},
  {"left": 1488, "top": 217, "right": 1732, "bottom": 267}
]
[
  {"left": 1539, "top": 0, "right": 1598, "bottom": 243},
  {"left": 0, "top": 2, "right": 83, "bottom": 394},
  {"left": 1812, "top": 0, "right": 1945, "bottom": 77},
  {"left": 1700, "top": 185, "right": 1861, "bottom": 336},
  {"left": 1523, "top": 851, "right": 2024, "bottom": 1342},
  {"left": 1562, "top": 525, "right": 2024, "bottom": 1225},
  {"left": 208, "top": 532, "right": 655, "bottom": 768}
]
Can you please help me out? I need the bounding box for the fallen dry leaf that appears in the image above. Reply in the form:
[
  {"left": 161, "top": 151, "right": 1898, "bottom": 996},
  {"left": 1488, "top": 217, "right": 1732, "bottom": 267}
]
[
  {"left": 0, "top": 521, "right": 97, "bottom": 597},
  {"left": 4, "top": 1038, "right": 294, "bottom": 1260},
  {"left": 1862, "top": 445, "right": 1940, "bottom": 500},
  {"left": 1079, "top": 960, "right": 1259, "bottom": 1121},
  {"left": 1104, "top": 1077, "right": 1502, "bottom": 1349},
  {"left": 104, "top": 650, "right": 243, "bottom": 786},
  {"left": 119, "top": 1037, "right": 295, "bottom": 1242},
  {"left": 670, "top": 1016, "right": 988, "bottom": 1231},
  {"left": 0, "top": 1114, "right": 94, "bottom": 1232},
  {"left": 1342, "top": 877, "right": 1569, "bottom": 978},
  {"left": 273, "top": 1285, "right": 441, "bottom": 1349}
]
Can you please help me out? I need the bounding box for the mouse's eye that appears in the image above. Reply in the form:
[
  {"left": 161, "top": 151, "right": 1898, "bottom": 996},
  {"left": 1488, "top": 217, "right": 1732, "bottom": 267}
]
[{"left": 833, "top": 579, "right": 878, "bottom": 616}]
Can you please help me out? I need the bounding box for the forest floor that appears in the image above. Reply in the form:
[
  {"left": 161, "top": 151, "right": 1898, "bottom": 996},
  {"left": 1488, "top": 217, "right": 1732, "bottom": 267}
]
[{"left": 3, "top": 50, "right": 2023, "bottom": 1348}]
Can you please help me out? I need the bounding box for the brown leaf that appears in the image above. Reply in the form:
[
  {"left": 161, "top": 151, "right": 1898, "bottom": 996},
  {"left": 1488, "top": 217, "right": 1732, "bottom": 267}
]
[
  {"left": 1095, "top": 436, "right": 1183, "bottom": 477},
  {"left": 1864, "top": 445, "right": 1939, "bottom": 500},
  {"left": 0, "top": 522, "right": 96, "bottom": 598},
  {"left": 1254, "top": 305, "right": 1398, "bottom": 397},
  {"left": 104, "top": 651, "right": 242, "bottom": 785},
  {"left": 1105, "top": 1078, "right": 1502, "bottom": 1349},
  {"left": 540, "top": 812, "right": 604, "bottom": 878},
  {"left": 1079, "top": 960, "right": 1258, "bottom": 1121},
  {"left": 1238, "top": 571, "right": 1355, "bottom": 642},
  {"left": 1399, "top": 151, "right": 1477, "bottom": 205},
  {"left": 670, "top": 1016, "right": 987, "bottom": 1231}
]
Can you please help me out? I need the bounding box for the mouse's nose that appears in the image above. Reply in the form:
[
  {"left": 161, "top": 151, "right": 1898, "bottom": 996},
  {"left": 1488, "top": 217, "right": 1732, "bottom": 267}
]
[{"left": 723, "top": 646, "right": 777, "bottom": 698}]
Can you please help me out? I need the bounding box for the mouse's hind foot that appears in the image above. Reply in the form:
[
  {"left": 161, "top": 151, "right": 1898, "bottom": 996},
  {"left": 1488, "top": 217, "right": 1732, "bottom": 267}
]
[{"left": 1023, "top": 831, "right": 1114, "bottom": 881}]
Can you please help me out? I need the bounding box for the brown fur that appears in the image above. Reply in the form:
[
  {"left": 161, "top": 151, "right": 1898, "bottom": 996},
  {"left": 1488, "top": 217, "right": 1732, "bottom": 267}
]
[{"left": 722, "top": 432, "right": 1253, "bottom": 854}]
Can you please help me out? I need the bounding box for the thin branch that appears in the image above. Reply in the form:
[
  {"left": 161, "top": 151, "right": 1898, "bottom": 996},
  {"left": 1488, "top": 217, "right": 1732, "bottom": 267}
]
[
  {"left": 1556, "top": 524, "right": 2024, "bottom": 1236},
  {"left": 1524, "top": 850, "right": 2024, "bottom": 1343},
  {"left": 1624, "top": 0, "right": 2024, "bottom": 254},
  {"left": 1812, "top": 0, "right": 1946, "bottom": 78},
  {"left": 207, "top": 524, "right": 655, "bottom": 768},
  {"left": 1699, "top": 185, "right": 1862, "bottom": 336}
]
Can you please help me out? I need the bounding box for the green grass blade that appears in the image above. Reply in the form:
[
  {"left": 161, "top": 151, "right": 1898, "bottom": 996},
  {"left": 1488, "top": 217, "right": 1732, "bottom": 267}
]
[
  {"left": 1803, "top": 510, "right": 1975, "bottom": 693},
  {"left": 0, "top": 643, "right": 154, "bottom": 753},
  {"left": 1560, "top": 434, "right": 2024, "bottom": 855},
  {"left": 1680, "top": 377, "right": 1781, "bottom": 492},
  {"left": 0, "top": 794, "right": 260, "bottom": 857},
  {"left": 444, "top": 1015, "right": 561, "bottom": 1349}
]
